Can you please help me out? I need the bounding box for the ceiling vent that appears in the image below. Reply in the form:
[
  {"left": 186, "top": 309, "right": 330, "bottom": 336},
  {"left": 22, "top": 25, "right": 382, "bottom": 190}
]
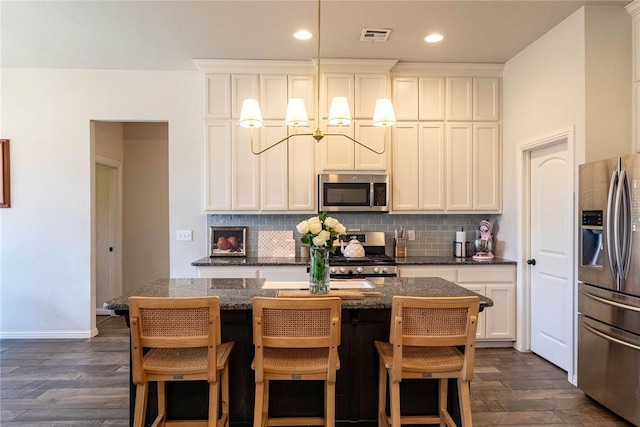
[{"left": 360, "top": 28, "right": 392, "bottom": 42}]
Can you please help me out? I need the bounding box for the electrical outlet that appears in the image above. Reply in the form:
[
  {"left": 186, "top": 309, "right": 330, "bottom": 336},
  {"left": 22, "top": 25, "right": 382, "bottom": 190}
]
[
  {"left": 176, "top": 230, "right": 192, "bottom": 241},
  {"left": 408, "top": 230, "right": 415, "bottom": 241}
]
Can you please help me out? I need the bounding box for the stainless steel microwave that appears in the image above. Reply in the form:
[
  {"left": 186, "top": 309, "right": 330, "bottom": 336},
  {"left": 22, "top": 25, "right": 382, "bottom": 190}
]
[{"left": 318, "top": 174, "right": 389, "bottom": 212}]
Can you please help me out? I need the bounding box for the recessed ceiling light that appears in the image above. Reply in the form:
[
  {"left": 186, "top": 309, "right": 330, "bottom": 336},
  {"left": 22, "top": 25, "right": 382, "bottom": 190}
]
[
  {"left": 294, "top": 31, "right": 313, "bottom": 41},
  {"left": 425, "top": 34, "right": 444, "bottom": 43}
]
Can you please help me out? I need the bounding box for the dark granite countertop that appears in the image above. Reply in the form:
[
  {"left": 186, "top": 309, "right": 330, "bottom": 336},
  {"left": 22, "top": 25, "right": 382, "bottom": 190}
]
[
  {"left": 191, "top": 255, "right": 516, "bottom": 267},
  {"left": 104, "top": 277, "right": 493, "bottom": 312}
]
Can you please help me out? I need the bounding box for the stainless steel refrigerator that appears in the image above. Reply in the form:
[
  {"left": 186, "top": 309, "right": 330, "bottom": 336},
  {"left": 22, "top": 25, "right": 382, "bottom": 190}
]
[{"left": 578, "top": 154, "right": 640, "bottom": 426}]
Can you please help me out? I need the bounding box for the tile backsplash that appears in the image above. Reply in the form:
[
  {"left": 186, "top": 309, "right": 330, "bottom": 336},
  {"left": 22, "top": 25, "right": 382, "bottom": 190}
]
[{"left": 207, "top": 213, "right": 501, "bottom": 257}]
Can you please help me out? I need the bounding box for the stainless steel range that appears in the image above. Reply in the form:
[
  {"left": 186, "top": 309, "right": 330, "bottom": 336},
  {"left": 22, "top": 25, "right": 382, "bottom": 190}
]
[{"left": 329, "top": 231, "right": 397, "bottom": 278}]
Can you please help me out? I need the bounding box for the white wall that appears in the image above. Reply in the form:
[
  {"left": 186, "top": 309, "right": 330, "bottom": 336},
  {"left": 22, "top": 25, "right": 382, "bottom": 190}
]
[
  {"left": 123, "top": 122, "right": 169, "bottom": 294},
  {"left": 0, "top": 69, "right": 204, "bottom": 338},
  {"left": 501, "top": 9, "right": 586, "bottom": 260}
]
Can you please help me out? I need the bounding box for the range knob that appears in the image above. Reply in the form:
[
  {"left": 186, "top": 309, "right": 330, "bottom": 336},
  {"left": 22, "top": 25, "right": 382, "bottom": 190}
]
[
  {"left": 339, "top": 267, "right": 346, "bottom": 273},
  {"left": 373, "top": 267, "right": 380, "bottom": 273},
  {"left": 382, "top": 267, "right": 389, "bottom": 273},
  {"left": 330, "top": 267, "right": 336, "bottom": 274},
  {"left": 356, "top": 267, "right": 364, "bottom": 273}
]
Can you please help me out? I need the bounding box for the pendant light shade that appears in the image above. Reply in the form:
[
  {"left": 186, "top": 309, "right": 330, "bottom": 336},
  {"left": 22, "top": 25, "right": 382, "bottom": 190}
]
[
  {"left": 327, "top": 97, "right": 352, "bottom": 126},
  {"left": 372, "top": 98, "right": 397, "bottom": 127},
  {"left": 285, "top": 98, "right": 309, "bottom": 126},
  {"left": 239, "top": 99, "right": 263, "bottom": 128}
]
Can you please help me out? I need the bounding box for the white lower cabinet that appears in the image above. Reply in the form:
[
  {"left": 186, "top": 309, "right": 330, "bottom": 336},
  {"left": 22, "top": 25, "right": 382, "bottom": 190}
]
[{"left": 398, "top": 264, "right": 516, "bottom": 343}]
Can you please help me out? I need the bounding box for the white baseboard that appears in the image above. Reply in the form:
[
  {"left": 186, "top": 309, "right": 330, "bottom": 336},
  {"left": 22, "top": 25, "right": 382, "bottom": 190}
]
[
  {"left": 0, "top": 330, "right": 94, "bottom": 339},
  {"left": 476, "top": 341, "right": 517, "bottom": 349}
]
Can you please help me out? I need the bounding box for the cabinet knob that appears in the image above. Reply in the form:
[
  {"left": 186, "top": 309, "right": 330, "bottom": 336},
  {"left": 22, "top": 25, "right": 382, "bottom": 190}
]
[{"left": 527, "top": 259, "right": 536, "bottom": 266}]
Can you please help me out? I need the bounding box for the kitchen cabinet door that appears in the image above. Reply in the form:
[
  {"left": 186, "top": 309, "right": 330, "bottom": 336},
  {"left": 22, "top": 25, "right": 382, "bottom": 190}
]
[
  {"left": 392, "top": 77, "right": 418, "bottom": 120},
  {"left": 419, "top": 77, "right": 446, "bottom": 121},
  {"left": 446, "top": 123, "right": 473, "bottom": 210},
  {"left": 446, "top": 77, "right": 473, "bottom": 121},
  {"left": 319, "top": 121, "right": 355, "bottom": 170},
  {"left": 204, "top": 121, "right": 232, "bottom": 211},
  {"left": 392, "top": 122, "right": 420, "bottom": 211},
  {"left": 232, "top": 74, "right": 259, "bottom": 119},
  {"left": 473, "top": 77, "right": 500, "bottom": 121},
  {"left": 355, "top": 74, "right": 388, "bottom": 118},
  {"left": 473, "top": 123, "right": 501, "bottom": 211},
  {"left": 260, "top": 75, "right": 288, "bottom": 119},
  {"left": 354, "top": 120, "right": 388, "bottom": 171},
  {"left": 485, "top": 284, "right": 516, "bottom": 340},
  {"left": 288, "top": 123, "right": 316, "bottom": 212},
  {"left": 232, "top": 123, "right": 260, "bottom": 211},
  {"left": 420, "top": 123, "right": 446, "bottom": 210},
  {"left": 204, "top": 74, "right": 231, "bottom": 119},
  {"left": 288, "top": 75, "right": 316, "bottom": 123},
  {"left": 321, "top": 73, "right": 354, "bottom": 119},
  {"left": 260, "top": 121, "right": 288, "bottom": 211}
]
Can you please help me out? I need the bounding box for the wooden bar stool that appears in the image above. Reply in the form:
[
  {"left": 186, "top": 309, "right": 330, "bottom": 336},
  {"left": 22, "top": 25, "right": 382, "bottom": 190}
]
[
  {"left": 374, "top": 296, "right": 480, "bottom": 427},
  {"left": 251, "top": 297, "right": 341, "bottom": 427},
  {"left": 129, "top": 296, "right": 234, "bottom": 427}
]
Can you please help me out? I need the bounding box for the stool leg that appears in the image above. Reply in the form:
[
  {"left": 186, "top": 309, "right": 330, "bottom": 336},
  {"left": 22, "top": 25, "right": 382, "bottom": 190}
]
[
  {"left": 262, "top": 380, "right": 269, "bottom": 422},
  {"left": 325, "top": 380, "right": 336, "bottom": 427},
  {"left": 458, "top": 379, "right": 472, "bottom": 427},
  {"left": 390, "top": 379, "right": 401, "bottom": 427},
  {"left": 157, "top": 381, "right": 166, "bottom": 424},
  {"left": 133, "top": 382, "right": 148, "bottom": 427},
  {"left": 439, "top": 378, "right": 447, "bottom": 427},
  {"left": 209, "top": 380, "right": 219, "bottom": 427},
  {"left": 221, "top": 364, "right": 230, "bottom": 427},
  {"left": 254, "top": 381, "right": 265, "bottom": 427},
  {"left": 378, "top": 358, "right": 388, "bottom": 425}
]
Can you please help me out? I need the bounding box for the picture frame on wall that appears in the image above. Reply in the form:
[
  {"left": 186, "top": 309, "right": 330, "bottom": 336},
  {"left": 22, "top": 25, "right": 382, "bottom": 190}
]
[
  {"left": 0, "top": 139, "right": 10, "bottom": 208},
  {"left": 210, "top": 226, "right": 247, "bottom": 257}
]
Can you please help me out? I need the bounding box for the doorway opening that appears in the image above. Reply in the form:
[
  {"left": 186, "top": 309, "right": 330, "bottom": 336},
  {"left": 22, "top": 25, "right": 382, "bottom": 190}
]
[
  {"left": 91, "top": 121, "right": 169, "bottom": 335},
  {"left": 516, "top": 126, "right": 576, "bottom": 384}
]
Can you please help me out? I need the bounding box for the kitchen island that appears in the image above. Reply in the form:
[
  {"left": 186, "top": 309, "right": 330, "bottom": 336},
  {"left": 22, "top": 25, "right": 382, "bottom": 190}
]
[{"left": 105, "top": 277, "right": 492, "bottom": 427}]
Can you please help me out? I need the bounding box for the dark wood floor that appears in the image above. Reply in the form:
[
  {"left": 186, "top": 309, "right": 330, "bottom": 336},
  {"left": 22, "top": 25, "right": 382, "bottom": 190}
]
[{"left": 0, "top": 316, "right": 634, "bottom": 426}]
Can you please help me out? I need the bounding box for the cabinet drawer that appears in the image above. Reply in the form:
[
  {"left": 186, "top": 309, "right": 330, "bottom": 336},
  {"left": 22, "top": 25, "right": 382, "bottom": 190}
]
[{"left": 457, "top": 266, "right": 514, "bottom": 283}]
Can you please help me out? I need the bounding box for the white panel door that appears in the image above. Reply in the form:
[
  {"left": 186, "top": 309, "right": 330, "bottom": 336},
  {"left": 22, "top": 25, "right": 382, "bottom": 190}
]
[
  {"left": 288, "top": 75, "right": 315, "bottom": 122},
  {"left": 204, "top": 74, "right": 230, "bottom": 119},
  {"left": 321, "top": 73, "right": 354, "bottom": 119},
  {"left": 355, "top": 74, "right": 387, "bottom": 118},
  {"left": 473, "top": 77, "right": 500, "bottom": 121},
  {"left": 260, "top": 75, "right": 288, "bottom": 119},
  {"left": 530, "top": 141, "right": 572, "bottom": 371},
  {"left": 96, "top": 163, "right": 117, "bottom": 315},
  {"left": 289, "top": 122, "right": 316, "bottom": 212},
  {"left": 446, "top": 77, "right": 473, "bottom": 121},
  {"left": 232, "top": 74, "right": 259, "bottom": 119},
  {"left": 320, "top": 121, "right": 355, "bottom": 170},
  {"left": 392, "top": 122, "right": 419, "bottom": 210},
  {"left": 473, "top": 122, "right": 501, "bottom": 211}
]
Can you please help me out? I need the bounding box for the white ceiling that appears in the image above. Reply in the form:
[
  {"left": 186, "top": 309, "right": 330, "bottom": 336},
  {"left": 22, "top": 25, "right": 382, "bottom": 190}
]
[{"left": 1, "top": 0, "right": 632, "bottom": 70}]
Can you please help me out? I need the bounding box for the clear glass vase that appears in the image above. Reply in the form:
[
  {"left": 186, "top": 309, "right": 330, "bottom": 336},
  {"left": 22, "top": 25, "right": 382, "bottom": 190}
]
[{"left": 309, "top": 246, "right": 330, "bottom": 294}]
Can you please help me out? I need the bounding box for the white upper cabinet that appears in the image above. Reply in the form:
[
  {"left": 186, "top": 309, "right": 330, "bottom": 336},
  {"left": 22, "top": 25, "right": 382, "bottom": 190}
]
[
  {"left": 204, "top": 121, "right": 232, "bottom": 210},
  {"left": 288, "top": 75, "right": 316, "bottom": 122},
  {"left": 319, "top": 72, "right": 389, "bottom": 171},
  {"left": 446, "top": 123, "right": 474, "bottom": 210},
  {"left": 392, "top": 77, "right": 418, "bottom": 120},
  {"left": 446, "top": 78, "right": 473, "bottom": 121},
  {"left": 446, "top": 77, "right": 500, "bottom": 121},
  {"left": 420, "top": 123, "right": 446, "bottom": 210},
  {"left": 204, "top": 74, "right": 231, "bottom": 119},
  {"left": 231, "top": 75, "right": 259, "bottom": 119},
  {"left": 288, "top": 127, "right": 316, "bottom": 211},
  {"left": 419, "top": 77, "right": 446, "bottom": 120},
  {"left": 231, "top": 123, "right": 260, "bottom": 211},
  {"left": 260, "top": 121, "right": 288, "bottom": 211},
  {"left": 260, "top": 75, "right": 288, "bottom": 119}
]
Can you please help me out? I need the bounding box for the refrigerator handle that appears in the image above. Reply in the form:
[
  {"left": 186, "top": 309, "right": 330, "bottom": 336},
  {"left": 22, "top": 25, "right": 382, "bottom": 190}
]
[
  {"left": 606, "top": 170, "right": 619, "bottom": 284},
  {"left": 618, "top": 170, "right": 632, "bottom": 279}
]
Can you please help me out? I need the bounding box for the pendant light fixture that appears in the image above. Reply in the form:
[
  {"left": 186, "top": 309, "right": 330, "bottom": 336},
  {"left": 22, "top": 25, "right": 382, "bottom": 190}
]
[{"left": 238, "top": 0, "right": 396, "bottom": 155}]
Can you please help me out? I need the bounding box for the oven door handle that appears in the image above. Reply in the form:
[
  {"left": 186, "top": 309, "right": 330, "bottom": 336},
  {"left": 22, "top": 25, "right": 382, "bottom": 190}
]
[
  {"left": 582, "top": 322, "right": 640, "bottom": 352},
  {"left": 583, "top": 291, "right": 640, "bottom": 313}
]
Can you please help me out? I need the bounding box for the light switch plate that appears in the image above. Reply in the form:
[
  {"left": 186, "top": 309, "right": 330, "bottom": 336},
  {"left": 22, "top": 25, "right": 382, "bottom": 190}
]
[
  {"left": 407, "top": 230, "right": 415, "bottom": 241},
  {"left": 176, "top": 230, "right": 193, "bottom": 241}
]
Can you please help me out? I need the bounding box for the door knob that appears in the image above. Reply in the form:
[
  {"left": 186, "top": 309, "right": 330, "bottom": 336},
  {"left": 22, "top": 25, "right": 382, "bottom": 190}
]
[{"left": 527, "top": 259, "right": 536, "bottom": 265}]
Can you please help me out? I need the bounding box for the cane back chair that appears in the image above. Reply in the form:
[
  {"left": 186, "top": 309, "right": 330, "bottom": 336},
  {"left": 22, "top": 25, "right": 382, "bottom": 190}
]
[
  {"left": 374, "top": 296, "right": 480, "bottom": 427},
  {"left": 129, "top": 296, "right": 234, "bottom": 427},
  {"left": 251, "top": 297, "right": 341, "bottom": 427}
]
